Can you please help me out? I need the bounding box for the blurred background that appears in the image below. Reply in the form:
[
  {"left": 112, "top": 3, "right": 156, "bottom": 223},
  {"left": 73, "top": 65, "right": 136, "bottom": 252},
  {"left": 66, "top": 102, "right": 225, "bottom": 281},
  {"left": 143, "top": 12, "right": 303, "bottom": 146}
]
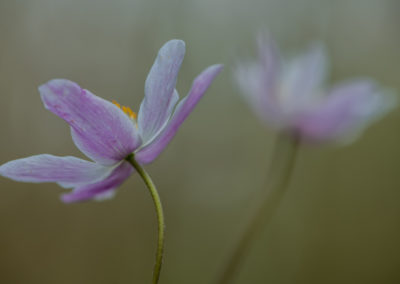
[{"left": 0, "top": 0, "right": 399, "bottom": 283}]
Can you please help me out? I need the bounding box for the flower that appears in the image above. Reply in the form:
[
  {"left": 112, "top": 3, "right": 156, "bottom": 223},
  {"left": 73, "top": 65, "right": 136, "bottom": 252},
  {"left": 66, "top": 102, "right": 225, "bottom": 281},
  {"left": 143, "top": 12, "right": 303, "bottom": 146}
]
[
  {"left": 0, "top": 40, "right": 223, "bottom": 203},
  {"left": 235, "top": 35, "right": 396, "bottom": 142}
]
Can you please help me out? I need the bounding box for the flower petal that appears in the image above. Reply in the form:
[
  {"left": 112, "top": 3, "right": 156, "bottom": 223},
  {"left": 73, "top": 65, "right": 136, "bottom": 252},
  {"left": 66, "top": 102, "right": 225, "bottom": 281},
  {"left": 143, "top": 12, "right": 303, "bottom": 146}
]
[
  {"left": 61, "top": 162, "right": 133, "bottom": 203},
  {"left": 257, "top": 34, "right": 281, "bottom": 95},
  {"left": 39, "top": 79, "right": 141, "bottom": 165},
  {"left": 141, "top": 89, "right": 180, "bottom": 148},
  {"left": 135, "top": 64, "right": 223, "bottom": 164},
  {"left": 235, "top": 62, "right": 282, "bottom": 127},
  {"left": 295, "top": 80, "right": 396, "bottom": 142},
  {"left": 0, "top": 154, "right": 114, "bottom": 184},
  {"left": 138, "top": 40, "right": 185, "bottom": 143},
  {"left": 282, "top": 43, "right": 327, "bottom": 103},
  {"left": 235, "top": 36, "right": 282, "bottom": 126}
]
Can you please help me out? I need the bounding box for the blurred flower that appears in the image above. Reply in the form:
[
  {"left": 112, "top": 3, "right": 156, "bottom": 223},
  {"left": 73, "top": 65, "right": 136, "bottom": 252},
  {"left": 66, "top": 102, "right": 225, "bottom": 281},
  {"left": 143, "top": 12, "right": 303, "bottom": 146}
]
[
  {"left": 235, "top": 35, "right": 396, "bottom": 142},
  {"left": 0, "top": 40, "right": 223, "bottom": 202}
]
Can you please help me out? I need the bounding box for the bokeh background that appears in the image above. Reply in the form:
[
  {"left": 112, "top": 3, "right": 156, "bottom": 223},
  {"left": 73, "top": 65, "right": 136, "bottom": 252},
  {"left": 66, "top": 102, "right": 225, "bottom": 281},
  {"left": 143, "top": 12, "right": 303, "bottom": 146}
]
[{"left": 0, "top": 0, "right": 399, "bottom": 283}]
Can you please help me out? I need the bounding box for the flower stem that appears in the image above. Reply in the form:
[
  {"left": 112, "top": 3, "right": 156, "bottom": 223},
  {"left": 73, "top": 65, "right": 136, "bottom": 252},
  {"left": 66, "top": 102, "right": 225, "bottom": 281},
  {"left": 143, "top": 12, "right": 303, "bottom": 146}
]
[
  {"left": 126, "top": 154, "right": 165, "bottom": 284},
  {"left": 216, "top": 134, "right": 300, "bottom": 284}
]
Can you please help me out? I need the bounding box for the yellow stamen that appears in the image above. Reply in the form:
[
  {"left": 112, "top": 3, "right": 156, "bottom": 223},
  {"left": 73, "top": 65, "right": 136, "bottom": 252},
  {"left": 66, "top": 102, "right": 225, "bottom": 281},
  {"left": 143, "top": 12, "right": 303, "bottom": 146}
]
[
  {"left": 126, "top": 107, "right": 137, "bottom": 120},
  {"left": 113, "top": 100, "right": 137, "bottom": 120},
  {"left": 112, "top": 100, "right": 121, "bottom": 109}
]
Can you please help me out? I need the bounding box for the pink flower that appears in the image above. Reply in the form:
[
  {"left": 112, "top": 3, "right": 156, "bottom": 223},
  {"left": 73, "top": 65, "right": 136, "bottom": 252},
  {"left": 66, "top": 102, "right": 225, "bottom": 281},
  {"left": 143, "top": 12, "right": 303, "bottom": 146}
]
[
  {"left": 0, "top": 40, "right": 223, "bottom": 202},
  {"left": 235, "top": 36, "right": 395, "bottom": 142}
]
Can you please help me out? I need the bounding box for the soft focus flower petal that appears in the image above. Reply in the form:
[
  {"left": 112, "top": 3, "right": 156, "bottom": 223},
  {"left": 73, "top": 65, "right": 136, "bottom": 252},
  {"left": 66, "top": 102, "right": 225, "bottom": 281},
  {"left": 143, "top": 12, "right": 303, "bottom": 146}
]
[
  {"left": 281, "top": 43, "right": 327, "bottom": 104},
  {"left": 39, "top": 79, "right": 141, "bottom": 166},
  {"left": 235, "top": 62, "right": 283, "bottom": 127},
  {"left": 138, "top": 40, "right": 185, "bottom": 143},
  {"left": 61, "top": 162, "right": 133, "bottom": 203},
  {"left": 295, "top": 80, "right": 396, "bottom": 142},
  {"left": 0, "top": 154, "right": 114, "bottom": 184},
  {"left": 136, "top": 64, "right": 223, "bottom": 164},
  {"left": 236, "top": 35, "right": 396, "bottom": 142},
  {"left": 235, "top": 36, "right": 281, "bottom": 126},
  {"left": 256, "top": 34, "right": 281, "bottom": 98},
  {"left": 257, "top": 34, "right": 280, "bottom": 70}
]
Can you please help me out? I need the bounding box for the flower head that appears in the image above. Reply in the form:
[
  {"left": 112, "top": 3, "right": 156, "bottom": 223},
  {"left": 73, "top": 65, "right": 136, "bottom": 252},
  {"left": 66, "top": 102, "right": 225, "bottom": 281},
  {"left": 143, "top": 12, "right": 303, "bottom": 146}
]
[
  {"left": 0, "top": 40, "right": 223, "bottom": 202},
  {"left": 235, "top": 35, "right": 396, "bottom": 143}
]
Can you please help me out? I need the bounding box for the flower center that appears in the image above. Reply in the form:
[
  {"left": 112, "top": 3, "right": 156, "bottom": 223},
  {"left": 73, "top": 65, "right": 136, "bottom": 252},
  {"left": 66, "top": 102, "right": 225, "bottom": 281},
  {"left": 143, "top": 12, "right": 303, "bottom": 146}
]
[{"left": 112, "top": 100, "right": 137, "bottom": 120}]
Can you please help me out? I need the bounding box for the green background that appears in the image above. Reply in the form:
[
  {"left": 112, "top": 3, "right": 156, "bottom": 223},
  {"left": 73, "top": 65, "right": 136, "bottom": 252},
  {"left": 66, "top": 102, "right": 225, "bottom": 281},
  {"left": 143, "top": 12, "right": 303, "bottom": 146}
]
[{"left": 0, "top": 0, "right": 399, "bottom": 283}]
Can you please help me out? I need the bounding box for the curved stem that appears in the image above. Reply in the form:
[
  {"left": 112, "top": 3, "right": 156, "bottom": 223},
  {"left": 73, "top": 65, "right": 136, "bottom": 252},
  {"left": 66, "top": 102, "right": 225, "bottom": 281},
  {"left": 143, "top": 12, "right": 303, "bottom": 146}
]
[
  {"left": 126, "top": 154, "right": 165, "bottom": 284},
  {"left": 216, "top": 134, "right": 300, "bottom": 284}
]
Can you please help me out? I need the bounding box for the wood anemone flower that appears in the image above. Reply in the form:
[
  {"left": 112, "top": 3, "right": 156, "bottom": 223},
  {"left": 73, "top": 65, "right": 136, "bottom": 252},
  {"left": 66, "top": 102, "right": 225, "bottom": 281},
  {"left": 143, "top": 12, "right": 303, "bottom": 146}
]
[
  {"left": 235, "top": 35, "right": 395, "bottom": 143},
  {"left": 0, "top": 39, "right": 223, "bottom": 202}
]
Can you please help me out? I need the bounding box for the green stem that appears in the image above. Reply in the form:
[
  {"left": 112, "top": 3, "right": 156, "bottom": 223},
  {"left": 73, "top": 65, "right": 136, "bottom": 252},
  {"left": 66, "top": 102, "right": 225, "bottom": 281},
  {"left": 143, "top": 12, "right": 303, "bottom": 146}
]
[
  {"left": 126, "top": 154, "right": 165, "bottom": 284},
  {"left": 216, "top": 134, "right": 300, "bottom": 284}
]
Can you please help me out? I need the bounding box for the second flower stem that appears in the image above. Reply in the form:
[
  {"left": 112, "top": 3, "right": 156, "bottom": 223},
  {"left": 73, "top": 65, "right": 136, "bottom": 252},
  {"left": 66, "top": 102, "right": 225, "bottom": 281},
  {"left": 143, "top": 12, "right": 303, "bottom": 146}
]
[
  {"left": 127, "top": 154, "right": 165, "bottom": 284},
  {"left": 216, "top": 134, "right": 300, "bottom": 284}
]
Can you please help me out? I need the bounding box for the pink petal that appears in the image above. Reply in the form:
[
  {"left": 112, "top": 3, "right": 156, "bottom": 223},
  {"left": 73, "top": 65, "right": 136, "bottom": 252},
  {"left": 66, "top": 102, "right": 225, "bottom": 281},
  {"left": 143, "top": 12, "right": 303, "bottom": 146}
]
[
  {"left": 61, "top": 162, "right": 133, "bottom": 203},
  {"left": 138, "top": 40, "right": 185, "bottom": 143},
  {"left": 0, "top": 154, "right": 114, "bottom": 184},
  {"left": 295, "top": 80, "right": 395, "bottom": 141},
  {"left": 282, "top": 43, "right": 327, "bottom": 103},
  {"left": 39, "top": 79, "right": 141, "bottom": 165},
  {"left": 135, "top": 64, "right": 223, "bottom": 164},
  {"left": 235, "top": 35, "right": 282, "bottom": 126}
]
